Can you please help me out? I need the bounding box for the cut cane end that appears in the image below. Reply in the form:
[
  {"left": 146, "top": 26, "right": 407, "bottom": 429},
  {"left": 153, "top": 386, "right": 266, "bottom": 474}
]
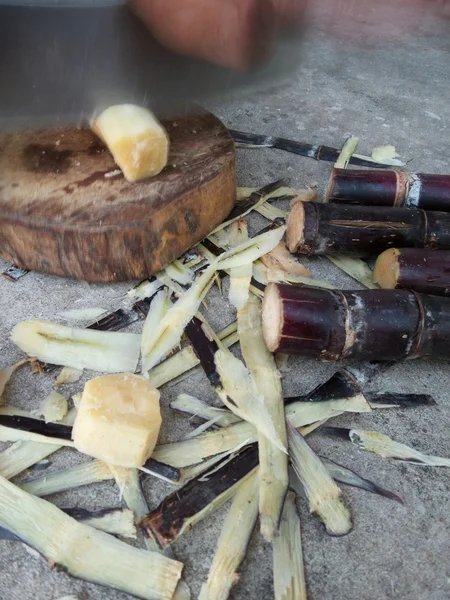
[
  {"left": 373, "top": 248, "right": 400, "bottom": 289},
  {"left": 286, "top": 201, "right": 305, "bottom": 253},
  {"left": 262, "top": 283, "right": 283, "bottom": 353}
]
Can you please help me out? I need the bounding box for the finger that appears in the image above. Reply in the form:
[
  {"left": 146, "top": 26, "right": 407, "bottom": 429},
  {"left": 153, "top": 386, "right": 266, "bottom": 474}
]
[
  {"left": 271, "top": 0, "right": 308, "bottom": 29},
  {"left": 129, "top": 0, "right": 278, "bottom": 71}
]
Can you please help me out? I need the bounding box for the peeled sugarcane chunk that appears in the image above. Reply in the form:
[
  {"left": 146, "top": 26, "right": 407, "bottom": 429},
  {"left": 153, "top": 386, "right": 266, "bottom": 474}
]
[
  {"left": 72, "top": 374, "right": 162, "bottom": 468},
  {"left": 91, "top": 104, "right": 169, "bottom": 182}
]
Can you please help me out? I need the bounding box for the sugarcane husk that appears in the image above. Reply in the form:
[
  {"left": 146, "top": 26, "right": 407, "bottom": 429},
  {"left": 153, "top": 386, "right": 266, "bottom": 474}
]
[
  {"left": 0, "top": 474, "right": 183, "bottom": 599},
  {"left": 198, "top": 470, "right": 259, "bottom": 600},
  {"left": 320, "top": 427, "right": 450, "bottom": 467},
  {"left": 285, "top": 369, "right": 365, "bottom": 404},
  {"left": 19, "top": 460, "right": 113, "bottom": 497},
  {"left": 11, "top": 320, "right": 141, "bottom": 373},
  {"left": 88, "top": 304, "right": 149, "bottom": 331},
  {"left": 140, "top": 446, "right": 259, "bottom": 548},
  {"left": 171, "top": 394, "right": 241, "bottom": 427},
  {"left": 186, "top": 316, "right": 287, "bottom": 452},
  {"left": 238, "top": 295, "right": 288, "bottom": 541},
  {"left": 287, "top": 202, "right": 444, "bottom": 256},
  {"left": 320, "top": 456, "right": 403, "bottom": 503},
  {"left": 0, "top": 409, "right": 77, "bottom": 479},
  {"left": 154, "top": 381, "right": 370, "bottom": 468},
  {"left": 367, "top": 392, "right": 436, "bottom": 408},
  {"left": 273, "top": 491, "right": 307, "bottom": 600},
  {"left": 334, "top": 135, "right": 359, "bottom": 169},
  {"left": 144, "top": 226, "right": 285, "bottom": 373},
  {"left": 373, "top": 248, "right": 450, "bottom": 296},
  {"left": 148, "top": 322, "right": 238, "bottom": 389},
  {"left": 107, "top": 465, "right": 161, "bottom": 553},
  {"left": 260, "top": 242, "right": 311, "bottom": 278},
  {"left": 262, "top": 283, "right": 450, "bottom": 361},
  {"left": 152, "top": 420, "right": 255, "bottom": 468},
  {"left": 0, "top": 507, "right": 136, "bottom": 539},
  {"left": 228, "top": 218, "right": 252, "bottom": 309},
  {"left": 140, "top": 458, "right": 182, "bottom": 484},
  {"left": 253, "top": 260, "right": 334, "bottom": 291},
  {"left": 229, "top": 130, "right": 392, "bottom": 168},
  {"left": 327, "top": 254, "right": 378, "bottom": 289},
  {"left": 288, "top": 424, "right": 352, "bottom": 536},
  {"left": 406, "top": 173, "right": 450, "bottom": 211},
  {"left": 0, "top": 414, "right": 73, "bottom": 444},
  {"left": 210, "top": 180, "right": 286, "bottom": 235},
  {"left": 326, "top": 168, "right": 409, "bottom": 207}
]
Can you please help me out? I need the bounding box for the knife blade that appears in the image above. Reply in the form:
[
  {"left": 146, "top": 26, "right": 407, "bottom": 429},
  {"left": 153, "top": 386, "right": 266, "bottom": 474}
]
[{"left": 0, "top": 0, "right": 304, "bottom": 132}]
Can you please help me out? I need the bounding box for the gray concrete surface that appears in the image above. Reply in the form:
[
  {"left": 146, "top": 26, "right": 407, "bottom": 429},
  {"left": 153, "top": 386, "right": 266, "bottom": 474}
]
[{"left": 1, "top": 18, "right": 450, "bottom": 600}]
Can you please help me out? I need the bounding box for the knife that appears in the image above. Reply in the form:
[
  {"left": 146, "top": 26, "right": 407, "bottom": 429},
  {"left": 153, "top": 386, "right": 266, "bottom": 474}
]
[{"left": 0, "top": 0, "right": 304, "bottom": 132}]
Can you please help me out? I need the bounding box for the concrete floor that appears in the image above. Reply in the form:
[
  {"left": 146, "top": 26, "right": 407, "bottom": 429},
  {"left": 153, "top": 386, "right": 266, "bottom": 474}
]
[{"left": 1, "top": 16, "right": 450, "bottom": 600}]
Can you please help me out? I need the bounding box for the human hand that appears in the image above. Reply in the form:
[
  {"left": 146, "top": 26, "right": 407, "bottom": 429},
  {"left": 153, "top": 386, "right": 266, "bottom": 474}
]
[
  {"left": 128, "top": 0, "right": 307, "bottom": 71},
  {"left": 129, "top": 0, "right": 450, "bottom": 72}
]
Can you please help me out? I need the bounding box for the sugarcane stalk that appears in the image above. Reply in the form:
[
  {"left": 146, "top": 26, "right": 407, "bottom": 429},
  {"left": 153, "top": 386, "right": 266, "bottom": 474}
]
[
  {"left": 287, "top": 202, "right": 450, "bottom": 256},
  {"left": 273, "top": 491, "right": 307, "bottom": 600},
  {"left": 326, "top": 168, "right": 410, "bottom": 207},
  {"left": 326, "top": 169, "right": 450, "bottom": 212},
  {"left": 198, "top": 470, "right": 259, "bottom": 600},
  {"left": 373, "top": 248, "right": 450, "bottom": 296},
  {"left": 0, "top": 474, "right": 183, "bottom": 599},
  {"left": 238, "top": 294, "right": 288, "bottom": 541},
  {"left": 262, "top": 283, "right": 450, "bottom": 361},
  {"left": 406, "top": 173, "right": 450, "bottom": 211}
]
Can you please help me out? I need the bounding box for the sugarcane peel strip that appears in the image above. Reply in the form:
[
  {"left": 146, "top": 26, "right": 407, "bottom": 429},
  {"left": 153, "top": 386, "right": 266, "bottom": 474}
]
[
  {"left": 198, "top": 470, "right": 259, "bottom": 600},
  {"left": 238, "top": 294, "right": 288, "bottom": 541},
  {"left": 10, "top": 320, "right": 141, "bottom": 373},
  {"left": 0, "top": 474, "right": 183, "bottom": 600},
  {"left": 349, "top": 429, "right": 450, "bottom": 466},
  {"left": 288, "top": 425, "right": 352, "bottom": 536},
  {"left": 273, "top": 491, "right": 307, "bottom": 600}
]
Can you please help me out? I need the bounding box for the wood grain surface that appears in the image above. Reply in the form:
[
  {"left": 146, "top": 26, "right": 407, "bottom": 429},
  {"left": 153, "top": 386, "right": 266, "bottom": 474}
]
[{"left": 0, "top": 110, "right": 235, "bottom": 282}]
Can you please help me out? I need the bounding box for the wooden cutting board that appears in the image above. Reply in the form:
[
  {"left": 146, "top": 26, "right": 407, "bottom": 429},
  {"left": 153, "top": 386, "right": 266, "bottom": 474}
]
[{"left": 0, "top": 110, "right": 235, "bottom": 282}]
